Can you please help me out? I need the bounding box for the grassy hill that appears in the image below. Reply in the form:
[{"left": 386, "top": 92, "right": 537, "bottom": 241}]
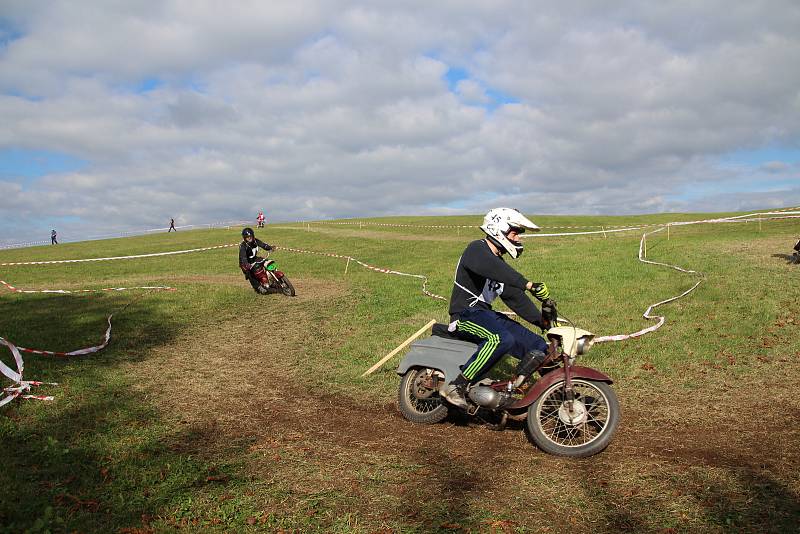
[{"left": 1, "top": 213, "right": 799, "bottom": 532}]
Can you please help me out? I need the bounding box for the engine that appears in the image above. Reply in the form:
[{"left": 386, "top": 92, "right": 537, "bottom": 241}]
[{"left": 467, "top": 385, "right": 514, "bottom": 409}]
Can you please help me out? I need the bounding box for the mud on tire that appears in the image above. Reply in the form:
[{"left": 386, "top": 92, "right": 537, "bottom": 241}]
[{"left": 397, "top": 368, "right": 449, "bottom": 424}]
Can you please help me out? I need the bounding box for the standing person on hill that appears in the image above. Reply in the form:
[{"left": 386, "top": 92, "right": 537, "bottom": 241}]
[
  {"left": 239, "top": 227, "right": 276, "bottom": 293},
  {"left": 257, "top": 210, "right": 265, "bottom": 228},
  {"left": 168, "top": 218, "right": 177, "bottom": 232},
  {"left": 441, "top": 208, "right": 559, "bottom": 409},
  {"left": 50, "top": 229, "right": 58, "bottom": 245}
]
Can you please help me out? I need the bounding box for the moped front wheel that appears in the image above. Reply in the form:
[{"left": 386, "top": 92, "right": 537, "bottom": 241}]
[
  {"left": 526, "top": 379, "right": 619, "bottom": 457},
  {"left": 271, "top": 276, "right": 295, "bottom": 296},
  {"left": 397, "top": 368, "right": 449, "bottom": 424}
]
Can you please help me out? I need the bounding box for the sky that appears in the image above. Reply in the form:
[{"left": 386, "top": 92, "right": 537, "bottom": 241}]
[{"left": 1, "top": 0, "right": 799, "bottom": 244}]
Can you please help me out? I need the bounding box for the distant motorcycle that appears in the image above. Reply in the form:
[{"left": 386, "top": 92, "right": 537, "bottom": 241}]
[
  {"left": 250, "top": 255, "right": 295, "bottom": 296},
  {"left": 396, "top": 320, "right": 619, "bottom": 457}
]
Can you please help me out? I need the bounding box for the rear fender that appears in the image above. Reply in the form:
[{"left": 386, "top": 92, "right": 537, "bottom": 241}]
[
  {"left": 509, "top": 366, "right": 613, "bottom": 410},
  {"left": 396, "top": 336, "right": 477, "bottom": 384}
]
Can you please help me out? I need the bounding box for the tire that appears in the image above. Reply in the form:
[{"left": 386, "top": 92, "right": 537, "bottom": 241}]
[
  {"left": 397, "top": 368, "right": 449, "bottom": 424},
  {"left": 278, "top": 277, "right": 296, "bottom": 296},
  {"left": 526, "top": 379, "right": 620, "bottom": 458}
]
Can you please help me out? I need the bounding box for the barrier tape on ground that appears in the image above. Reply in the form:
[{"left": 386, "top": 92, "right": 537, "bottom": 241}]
[
  {"left": 2, "top": 207, "right": 798, "bottom": 405},
  {"left": 593, "top": 226, "right": 704, "bottom": 343},
  {"left": 1, "top": 280, "right": 176, "bottom": 294},
  {"left": 274, "top": 246, "right": 448, "bottom": 301},
  {"left": 590, "top": 209, "right": 800, "bottom": 343},
  {"left": 0, "top": 337, "right": 55, "bottom": 407},
  {"left": 0, "top": 243, "right": 238, "bottom": 266},
  {"left": 0, "top": 314, "right": 115, "bottom": 406}
]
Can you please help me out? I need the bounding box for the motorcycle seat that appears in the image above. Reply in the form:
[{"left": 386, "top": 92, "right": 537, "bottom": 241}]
[{"left": 431, "top": 323, "right": 466, "bottom": 341}]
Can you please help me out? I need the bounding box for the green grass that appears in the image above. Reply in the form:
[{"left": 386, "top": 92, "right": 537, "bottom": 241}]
[{"left": 1, "top": 213, "right": 799, "bottom": 532}]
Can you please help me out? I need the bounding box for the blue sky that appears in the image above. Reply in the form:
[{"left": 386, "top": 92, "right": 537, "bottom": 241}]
[{"left": 0, "top": 148, "right": 86, "bottom": 182}]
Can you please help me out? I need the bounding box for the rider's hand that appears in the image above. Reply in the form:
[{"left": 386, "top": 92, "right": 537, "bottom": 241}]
[
  {"left": 541, "top": 298, "right": 558, "bottom": 323},
  {"left": 529, "top": 282, "right": 550, "bottom": 301},
  {"left": 540, "top": 317, "right": 563, "bottom": 336}
]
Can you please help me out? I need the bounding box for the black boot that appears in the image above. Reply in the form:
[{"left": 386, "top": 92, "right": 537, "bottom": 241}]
[{"left": 512, "top": 350, "right": 546, "bottom": 387}]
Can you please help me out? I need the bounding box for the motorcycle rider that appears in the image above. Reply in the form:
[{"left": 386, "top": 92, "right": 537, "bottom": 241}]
[
  {"left": 442, "top": 207, "right": 558, "bottom": 409},
  {"left": 239, "top": 227, "right": 276, "bottom": 294},
  {"left": 792, "top": 237, "right": 800, "bottom": 264}
]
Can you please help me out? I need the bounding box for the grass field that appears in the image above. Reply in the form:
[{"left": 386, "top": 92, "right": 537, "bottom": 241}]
[{"left": 1, "top": 212, "right": 799, "bottom": 533}]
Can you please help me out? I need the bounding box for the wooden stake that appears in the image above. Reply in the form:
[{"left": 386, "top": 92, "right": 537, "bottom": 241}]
[
  {"left": 602, "top": 226, "right": 607, "bottom": 238},
  {"left": 344, "top": 257, "right": 351, "bottom": 275},
  {"left": 643, "top": 234, "right": 647, "bottom": 258},
  {"left": 361, "top": 319, "right": 437, "bottom": 377},
  {"left": 667, "top": 224, "right": 670, "bottom": 240},
  {"left": 759, "top": 217, "right": 762, "bottom": 232}
]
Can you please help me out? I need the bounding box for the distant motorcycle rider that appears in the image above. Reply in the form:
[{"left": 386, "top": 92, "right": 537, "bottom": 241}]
[
  {"left": 442, "top": 208, "right": 558, "bottom": 409},
  {"left": 239, "top": 227, "right": 275, "bottom": 294},
  {"left": 792, "top": 237, "right": 800, "bottom": 264}
]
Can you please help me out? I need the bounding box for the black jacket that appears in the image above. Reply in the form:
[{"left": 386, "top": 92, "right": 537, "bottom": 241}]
[
  {"left": 449, "top": 239, "right": 543, "bottom": 327},
  {"left": 239, "top": 238, "right": 273, "bottom": 270}
]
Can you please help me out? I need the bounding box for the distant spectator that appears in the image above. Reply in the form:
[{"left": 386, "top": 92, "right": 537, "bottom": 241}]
[
  {"left": 168, "top": 218, "right": 176, "bottom": 232},
  {"left": 51, "top": 229, "right": 58, "bottom": 245},
  {"left": 257, "top": 210, "right": 265, "bottom": 228}
]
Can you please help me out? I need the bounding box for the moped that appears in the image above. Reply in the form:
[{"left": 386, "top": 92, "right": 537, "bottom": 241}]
[{"left": 396, "top": 320, "right": 619, "bottom": 457}]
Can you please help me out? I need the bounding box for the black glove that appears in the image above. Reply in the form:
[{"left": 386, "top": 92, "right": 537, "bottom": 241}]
[{"left": 541, "top": 298, "right": 558, "bottom": 324}]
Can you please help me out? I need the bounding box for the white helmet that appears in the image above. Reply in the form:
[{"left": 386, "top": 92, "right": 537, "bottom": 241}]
[{"left": 480, "top": 208, "right": 540, "bottom": 258}]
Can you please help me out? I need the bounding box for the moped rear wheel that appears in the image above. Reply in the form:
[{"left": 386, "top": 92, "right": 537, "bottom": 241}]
[
  {"left": 397, "top": 368, "right": 449, "bottom": 424},
  {"left": 526, "top": 379, "right": 619, "bottom": 457}
]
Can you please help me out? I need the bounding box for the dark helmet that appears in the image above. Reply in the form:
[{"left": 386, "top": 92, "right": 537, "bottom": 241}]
[{"left": 242, "top": 227, "right": 255, "bottom": 239}]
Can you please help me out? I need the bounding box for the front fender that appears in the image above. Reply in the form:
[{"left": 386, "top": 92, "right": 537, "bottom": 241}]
[{"left": 509, "top": 366, "right": 613, "bottom": 410}]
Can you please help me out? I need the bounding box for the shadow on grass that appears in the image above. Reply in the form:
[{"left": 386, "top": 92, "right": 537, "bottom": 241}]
[
  {"left": 0, "top": 291, "right": 251, "bottom": 532},
  {"left": 573, "top": 449, "right": 800, "bottom": 533},
  {"left": 771, "top": 253, "right": 799, "bottom": 264},
  {"left": 0, "top": 375, "right": 251, "bottom": 532}
]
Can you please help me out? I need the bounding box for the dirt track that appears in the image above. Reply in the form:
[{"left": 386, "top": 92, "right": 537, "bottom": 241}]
[{"left": 125, "top": 277, "right": 800, "bottom": 532}]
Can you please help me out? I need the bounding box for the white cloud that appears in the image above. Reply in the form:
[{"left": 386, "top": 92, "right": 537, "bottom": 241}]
[{"left": 1, "top": 1, "right": 799, "bottom": 243}]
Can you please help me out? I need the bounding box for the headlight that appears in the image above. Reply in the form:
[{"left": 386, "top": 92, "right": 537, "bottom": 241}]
[{"left": 576, "top": 336, "right": 594, "bottom": 355}]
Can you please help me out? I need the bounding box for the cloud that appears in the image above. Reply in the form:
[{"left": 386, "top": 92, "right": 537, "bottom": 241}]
[{"left": 1, "top": 1, "right": 799, "bottom": 243}]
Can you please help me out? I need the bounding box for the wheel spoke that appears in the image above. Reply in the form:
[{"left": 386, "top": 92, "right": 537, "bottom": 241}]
[{"left": 535, "top": 380, "right": 614, "bottom": 448}]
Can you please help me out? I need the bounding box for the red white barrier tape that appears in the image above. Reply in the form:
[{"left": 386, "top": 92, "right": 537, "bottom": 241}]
[
  {"left": 0, "top": 337, "right": 53, "bottom": 407},
  {"left": 1, "top": 280, "right": 176, "bottom": 294},
  {"left": 275, "top": 246, "right": 447, "bottom": 301},
  {"left": 0, "top": 316, "right": 113, "bottom": 406},
  {"left": 289, "top": 221, "right": 664, "bottom": 230},
  {"left": 18, "top": 315, "right": 113, "bottom": 357},
  {"left": 593, "top": 227, "right": 705, "bottom": 343},
  {"left": 590, "top": 209, "right": 800, "bottom": 342},
  {"left": 0, "top": 243, "right": 238, "bottom": 266},
  {"left": 522, "top": 226, "right": 648, "bottom": 238}
]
